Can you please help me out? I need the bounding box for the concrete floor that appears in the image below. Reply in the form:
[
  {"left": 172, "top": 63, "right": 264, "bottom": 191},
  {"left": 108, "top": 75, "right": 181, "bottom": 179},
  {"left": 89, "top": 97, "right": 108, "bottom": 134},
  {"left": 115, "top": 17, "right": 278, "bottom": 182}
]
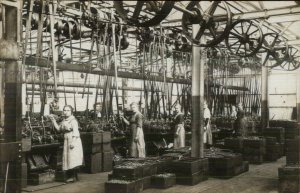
[{"left": 25, "top": 157, "right": 285, "bottom": 193}]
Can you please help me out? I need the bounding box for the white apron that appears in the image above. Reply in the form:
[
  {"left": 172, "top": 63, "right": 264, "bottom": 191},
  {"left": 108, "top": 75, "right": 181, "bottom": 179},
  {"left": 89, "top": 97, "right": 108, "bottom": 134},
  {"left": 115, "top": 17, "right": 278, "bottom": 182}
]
[{"left": 60, "top": 116, "right": 84, "bottom": 170}]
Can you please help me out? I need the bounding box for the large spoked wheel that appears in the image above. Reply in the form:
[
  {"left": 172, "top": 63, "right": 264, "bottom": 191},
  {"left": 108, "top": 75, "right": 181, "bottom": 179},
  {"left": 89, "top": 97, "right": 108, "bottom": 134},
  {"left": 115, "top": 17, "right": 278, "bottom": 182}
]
[
  {"left": 226, "top": 19, "right": 263, "bottom": 57},
  {"left": 114, "top": 1, "right": 175, "bottom": 27},
  {"left": 280, "top": 46, "right": 300, "bottom": 71},
  {"left": 181, "top": 1, "right": 232, "bottom": 47},
  {"left": 261, "top": 33, "right": 288, "bottom": 68}
]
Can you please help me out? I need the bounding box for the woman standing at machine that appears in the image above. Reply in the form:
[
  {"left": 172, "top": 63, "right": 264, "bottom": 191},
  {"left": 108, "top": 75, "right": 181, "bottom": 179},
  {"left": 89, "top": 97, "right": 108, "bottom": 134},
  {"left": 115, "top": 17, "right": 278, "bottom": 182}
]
[
  {"left": 172, "top": 104, "right": 185, "bottom": 149},
  {"left": 49, "top": 105, "right": 83, "bottom": 182},
  {"left": 203, "top": 102, "right": 212, "bottom": 148},
  {"left": 121, "top": 102, "right": 146, "bottom": 158}
]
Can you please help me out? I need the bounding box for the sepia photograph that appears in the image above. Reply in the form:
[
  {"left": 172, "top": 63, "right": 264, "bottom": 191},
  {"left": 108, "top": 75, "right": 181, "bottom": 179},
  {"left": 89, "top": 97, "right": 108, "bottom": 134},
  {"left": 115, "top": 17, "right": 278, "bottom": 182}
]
[{"left": 0, "top": 1, "right": 300, "bottom": 193}]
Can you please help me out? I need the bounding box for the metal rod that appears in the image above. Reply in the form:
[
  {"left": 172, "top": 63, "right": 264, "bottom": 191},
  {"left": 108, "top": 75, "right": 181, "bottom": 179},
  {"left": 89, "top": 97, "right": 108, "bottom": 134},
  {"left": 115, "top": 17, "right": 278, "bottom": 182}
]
[{"left": 173, "top": 4, "right": 196, "bottom": 16}]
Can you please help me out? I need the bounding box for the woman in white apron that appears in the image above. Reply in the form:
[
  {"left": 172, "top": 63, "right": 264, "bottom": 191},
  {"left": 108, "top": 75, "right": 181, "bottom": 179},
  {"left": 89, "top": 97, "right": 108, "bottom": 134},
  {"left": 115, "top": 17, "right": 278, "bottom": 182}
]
[
  {"left": 203, "top": 103, "right": 212, "bottom": 147},
  {"left": 173, "top": 104, "right": 185, "bottom": 149},
  {"left": 49, "top": 105, "right": 83, "bottom": 182},
  {"left": 122, "top": 102, "right": 146, "bottom": 158}
]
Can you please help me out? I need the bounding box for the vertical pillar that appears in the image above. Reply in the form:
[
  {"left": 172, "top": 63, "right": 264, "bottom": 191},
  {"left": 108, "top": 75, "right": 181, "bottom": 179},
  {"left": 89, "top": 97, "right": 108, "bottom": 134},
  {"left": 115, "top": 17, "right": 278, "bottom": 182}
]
[
  {"left": 261, "top": 65, "right": 269, "bottom": 132},
  {"left": 191, "top": 25, "right": 205, "bottom": 158},
  {"left": 297, "top": 68, "right": 300, "bottom": 121},
  {"left": 2, "top": 2, "right": 23, "bottom": 193}
]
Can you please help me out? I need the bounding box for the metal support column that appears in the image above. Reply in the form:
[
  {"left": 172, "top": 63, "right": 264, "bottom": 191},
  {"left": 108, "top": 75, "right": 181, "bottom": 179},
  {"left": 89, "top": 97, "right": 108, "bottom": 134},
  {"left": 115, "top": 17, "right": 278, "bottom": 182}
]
[
  {"left": 191, "top": 25, "right": 205, "bottom": 158},
  {"left": 297, "top": 68, "right": 300, "bottom": 121},
  {"left": 261, "top": 65, "right": 269, "bottom": 132},
  {"left": 2, "top": 2, "right": 23, "bottom": 193}
]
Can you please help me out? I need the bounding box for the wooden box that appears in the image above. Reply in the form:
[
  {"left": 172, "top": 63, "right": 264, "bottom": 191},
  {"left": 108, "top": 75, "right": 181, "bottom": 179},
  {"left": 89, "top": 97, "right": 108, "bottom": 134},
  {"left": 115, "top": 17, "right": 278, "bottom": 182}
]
[
  {"left": 105, "top": 179, "right": 143, "bottom": 193},
  {"left": 224, "top": 138, "right": 243, "bottom": 153},
  {"left": 28, "top": 170, "right": 55, "bottom": 185},
  {"left": 81, "top": 132, "right": 103, "bottom": 144},
  {"left": 102, "top": 132, "right": 111, "bottom": 143},
  {"left": 83, "top": 153, "right": 102, "bottom": 173},
  {"left": 278, "top": 165, "right": 300, "bottom": 193},
  {"left": 171, "top": 157, "right": 208, "bottom": 175},
  {"left": 151, "top": 173, "right": 176, "bottom": 189},
  {"left": 113, "top": 165, "right": 144, "bottom": 180},
  {"left": 142, "top": 176, "right": 151, "bottom": 190},
  {"left": 102, "top": 151, "right": 113, "bottom": 172},
  {"left": 176, "top": 171, "right": 208, "bottom": 186}
]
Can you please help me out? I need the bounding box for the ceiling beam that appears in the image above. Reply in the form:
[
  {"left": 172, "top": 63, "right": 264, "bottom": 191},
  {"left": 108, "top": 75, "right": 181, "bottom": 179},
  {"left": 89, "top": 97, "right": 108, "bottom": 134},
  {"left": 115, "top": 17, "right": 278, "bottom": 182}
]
[
  {"left": 25, "top": 56, "right": 191, "bottom": 85},
  {"left": 287, "top": 39, "right": 300, "bottom": 45}
]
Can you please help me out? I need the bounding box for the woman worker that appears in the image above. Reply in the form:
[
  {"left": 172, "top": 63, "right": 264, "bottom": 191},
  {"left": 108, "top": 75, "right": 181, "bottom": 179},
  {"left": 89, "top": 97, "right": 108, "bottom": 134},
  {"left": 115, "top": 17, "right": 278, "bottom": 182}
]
[
  {"left": 172, "top": 104, "right": 185, "bottom": 149},
  {"left": 121, "top": 102, "right": 146, "bottom": 158},
  {"left": 203, "top": 102, "right": 212, "bottom": 148},
  {"left": 49, "top": 105, "right": 83, "bottom": 182}
]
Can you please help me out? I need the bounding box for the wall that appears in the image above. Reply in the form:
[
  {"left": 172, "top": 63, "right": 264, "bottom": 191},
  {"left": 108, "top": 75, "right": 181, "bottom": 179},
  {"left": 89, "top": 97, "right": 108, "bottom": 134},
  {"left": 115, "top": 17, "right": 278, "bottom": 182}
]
[{"left": 268, "top": 68, "right": 297, "bottom": 120}]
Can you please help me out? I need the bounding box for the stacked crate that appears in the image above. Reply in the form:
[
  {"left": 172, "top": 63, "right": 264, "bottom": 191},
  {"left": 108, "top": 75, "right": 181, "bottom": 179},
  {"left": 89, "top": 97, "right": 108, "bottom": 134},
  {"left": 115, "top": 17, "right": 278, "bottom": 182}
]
[
  {"left": 278, "top": 165, "right": 300, "bottom": 193},
  {"left": 271, "top": 120, "right": 300, "bottom": 193},
  {"left": 269, "top": 120, "right": 300, "bottom": 142},
  {"left": 81, "top": 131, "right": 113, "bottom": 173},
  {"left": 242, "top": 137, "right": 266, "bottom": 164},
  {"left": 224, "top": 137, "right": 244, "bottom": 153},
  {"left": 205, "top": 150, "right": 248, "bottom": 178},
  {"left": 170, "top": 158, "right": 208, "bottom": 185},
  {"left": 264, "top": 137, "right": 280, "bottom": 162},
  {"left": 285, "top": 137, "right": 300, "bottom": 165},
  {"left": 106, "top": 160, "right": 158, "bottom": 193},
  {"left": 151, "top": 173, "right": 176, "bottom": 189},
  {"left": 263, "top": 127, "right": 285, "bottom": 158}
]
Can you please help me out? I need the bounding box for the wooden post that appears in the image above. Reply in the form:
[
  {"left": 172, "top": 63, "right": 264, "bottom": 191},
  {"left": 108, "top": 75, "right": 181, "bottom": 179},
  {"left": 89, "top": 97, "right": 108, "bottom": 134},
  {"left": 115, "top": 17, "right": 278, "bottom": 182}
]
[
  {"left": 297, "top": 68, "right": 300, "bottom": 121},
  {"left": 191, "top": 25, "right": 205, "bottom": 158},
  {"left": 261, "top": 64, "right": 269, "bottom": 132},
  {"left": 2, "top": 1, "right": 23, "bottom": 193}
]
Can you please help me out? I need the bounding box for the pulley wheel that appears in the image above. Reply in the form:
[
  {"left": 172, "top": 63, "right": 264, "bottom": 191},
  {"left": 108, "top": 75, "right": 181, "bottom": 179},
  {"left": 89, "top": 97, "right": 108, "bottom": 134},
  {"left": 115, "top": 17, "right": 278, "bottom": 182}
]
[
  {"left": 114, "top": 1, "right": 175, "bottom": 27},
  {"left": 280, "top": 46, "right": 300, "bottom": 71},
  {"left": 181, "top": 1, "right": 232, "bottom": 47},
  {"left": 225, "top": 19, "right": 263, "bottom": 57},
  {"left": 260, "top": 33, "right": 288, "bottom": 68}
]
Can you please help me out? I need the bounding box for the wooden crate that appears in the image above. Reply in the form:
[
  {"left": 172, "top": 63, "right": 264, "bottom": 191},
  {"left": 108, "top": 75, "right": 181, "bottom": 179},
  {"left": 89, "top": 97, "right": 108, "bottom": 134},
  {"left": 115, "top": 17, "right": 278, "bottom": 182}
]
[
  {"left": 28, "top": 170, "right": 55, "bottom": 185},
  {"left": 142, "top": 176, "right": 151, "bottom": 190},
  {"left": 278, "top": 165, "right": 300, "bottom": 193},
  {"left": 102, "top": 151, "right": 113, "bottom": 172},
  {"left": 102, "top": 132, "right": 111, "bottom": 143},
  {"left": 224, "top": 138, "right": 243, "bottom": 153},
  {"left": 176, "top": 171, "right": 208, "bottom": 186},
  {"left": 113, "top": 165, "right": 144, "bottom": 180},
  {"left": 81, "top": 132, "right": 103, "bottom": 144},
  {"left": 105, "top": 179, "right": 143, "bottom": 193},
  {"left": 83, "top": 153, "right": 102, "bottom": 173},
  {"left": 263, "top": 127, "right": 285, "bottom": 143},
  {"left": 170, "top": 158, "right": 208, "bottom": 175},
  {"left": 151, "top": 173, "right": 176, "bottom": 189}
]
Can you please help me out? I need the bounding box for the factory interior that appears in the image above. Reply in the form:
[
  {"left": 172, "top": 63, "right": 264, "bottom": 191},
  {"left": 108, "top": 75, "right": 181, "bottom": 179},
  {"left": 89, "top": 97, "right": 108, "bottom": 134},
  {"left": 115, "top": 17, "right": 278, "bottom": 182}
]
[{"left": 0, "top": 1, "right": 300, "bottom": 193}]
